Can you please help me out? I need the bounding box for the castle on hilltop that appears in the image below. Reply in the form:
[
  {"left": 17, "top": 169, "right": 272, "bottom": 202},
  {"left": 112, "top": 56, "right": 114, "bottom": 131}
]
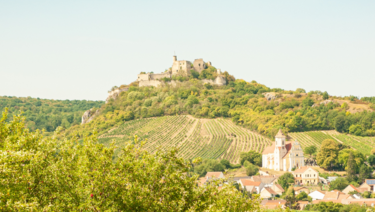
[{"left": 137, "top": 55, "right": 226, "bottom": 87}]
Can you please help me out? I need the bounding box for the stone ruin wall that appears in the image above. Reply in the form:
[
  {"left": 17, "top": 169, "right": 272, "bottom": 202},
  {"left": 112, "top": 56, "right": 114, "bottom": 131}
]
[{"left": 201, "top": 76, "right": 227, "bottom": 86}]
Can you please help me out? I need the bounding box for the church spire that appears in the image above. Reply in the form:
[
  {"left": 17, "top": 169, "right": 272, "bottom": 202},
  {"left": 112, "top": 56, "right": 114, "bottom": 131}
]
[{"left": 275, "top": 129, "right": 285, "bottom": 138}]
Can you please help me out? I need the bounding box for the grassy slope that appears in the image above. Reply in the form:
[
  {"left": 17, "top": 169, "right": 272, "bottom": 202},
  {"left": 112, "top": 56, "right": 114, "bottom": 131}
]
[
  {"left": 289, "top": 130, "right": 375, "bottom": 155},
  {"left": 97, "top": 115, "right": 271, "bottom": 163}
]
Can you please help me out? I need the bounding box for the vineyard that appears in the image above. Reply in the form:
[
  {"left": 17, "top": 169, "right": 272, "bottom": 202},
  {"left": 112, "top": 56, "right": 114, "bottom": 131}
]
[
  {"left": 289, "top": 130, "right": 375, "bottom": 155},
  {"left": 98, "top": 115, "right": 272, "bottom": 163}
]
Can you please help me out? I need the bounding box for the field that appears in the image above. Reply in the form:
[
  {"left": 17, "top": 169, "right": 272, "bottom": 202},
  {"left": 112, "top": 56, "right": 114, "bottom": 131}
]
[
  {"left": 98, "top": 115, "right": 272, "bottom": 163},
  {"left": 289, "top": 130, "right": 375, "bottom": 155}
]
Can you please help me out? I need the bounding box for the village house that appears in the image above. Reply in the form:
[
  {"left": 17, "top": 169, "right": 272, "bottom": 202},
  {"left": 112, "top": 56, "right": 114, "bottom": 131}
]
[
  {"left": 199, "top": 172, "right": 225, "bottom": 186},
  {"left": 251, "top": 175, "right": 278, "bottom": 187},
  {"left": 292, "top": 166, "right": 319, "bottom": 185},
  {"left": 262, "top": 129, "right": 304, "bottom": 171},
  {"left": 359, "top": 179, "right": 375, "bottom": 192},
  {"left": 260, "top": 187, "right": 278, "bottom": 199},
  {"left": 308, "top": 190, "right": 325, "bottom": 200},
  {"left": 238, "top": 179, "right": 264, "bottom": 194},
  {"left": 271, "top": 184, "right": 285, "bottom": 196},
  {"left": 260, "top": 200, "right": 286, "bottom": 210},
  {"left": 312, "top": 190, "right": 353, "bottom": 204},
  {"left": 342, "top": 184, "right": 368, "bottom": 194},
  {"left": 293, "top": 186, "right": 310, "bottom": 195}
]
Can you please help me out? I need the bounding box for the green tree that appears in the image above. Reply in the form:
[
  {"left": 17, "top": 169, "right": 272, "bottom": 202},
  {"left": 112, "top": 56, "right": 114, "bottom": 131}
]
[
  {"left": 368, "top": 155, "right": 375, "bottom": 167},
  {"left": 358, "top": 164, "right": 372, "bottom": 183},
  {"left": 338, "top": 149, "right": 365, "bottom": 171},
  {"left": 278, "top": 173, "right": 295, "bottom": 190},
  {"left": 0, "top": 109, "right": 260, "bottom": 211},
  {"left": 323, "top": 91, "right": 329, "bottom": 100},
  {"left": 329, "top": 178, "right": 349, "bottom": 191},
  {"left": 316, "top": 139, "right": 340, "bottom": 170},
  {"left": 245, "top": 163, "right": 259, "bottom": 176},
  {"left": 284, "top": 187, "right": 298, "bottom": 209},
  {"left": 296, "top": 191, "right": 308, "bottom": 201},
  {"left": 303, "top": 145, "right": 317, "bottom": 157},
  {"left": 240, "top": 150, "right": 262, "bottom": 166},
  {"left": 220, "top": 159, "right": 231, "bottom": 169},
  {"left": 346, "top": 151, "right": 357, "bottom": 182}
]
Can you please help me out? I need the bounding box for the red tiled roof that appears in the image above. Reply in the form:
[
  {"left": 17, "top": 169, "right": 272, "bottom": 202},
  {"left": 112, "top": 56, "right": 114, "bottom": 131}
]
[
  {"left": 205, "top": 172, "right": 223, "bottom": 178},
  {"left": 240, "top": 179, "right": 261, "bottom": 186},
  {"left": 282, "top": 143, "right": 292, "bottom": 159},
  {"left": 263, "top": 187, "right": 278, "bottom": 195},
  {"left": 262, "top": 144, "right": 275, "bottom": 154},
  {"left": 293, "top": 166, "right": 317, "bottom": 174}
]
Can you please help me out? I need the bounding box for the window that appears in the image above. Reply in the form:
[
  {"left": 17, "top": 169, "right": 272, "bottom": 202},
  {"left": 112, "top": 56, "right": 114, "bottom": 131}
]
[{"left": 296, "top": 154, "right": 298, "bottom": 156}]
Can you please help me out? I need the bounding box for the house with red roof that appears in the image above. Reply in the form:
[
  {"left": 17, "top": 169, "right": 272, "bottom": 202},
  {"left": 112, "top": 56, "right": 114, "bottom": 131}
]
[
  {"left": 343, "top": 184, "right": 368, "bottom": 194},
  {"left": 238, "top": 179, "right": 264, "bottom": 194},
  {"left": 359, "top": 179, "right": 375, "bottom": 192},
  {"left": 262, "top": 129, "right": 305, "bottom": 171},
  {"left": 292, "top": 166, "right": 319, "bottom": 185}
]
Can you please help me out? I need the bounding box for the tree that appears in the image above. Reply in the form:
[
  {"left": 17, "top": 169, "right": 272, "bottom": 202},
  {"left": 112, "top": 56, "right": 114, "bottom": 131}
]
[
  {"left": 316, "top": 139, "right": 340, "bottom": 170},
  {"left": 323, "top": 91, "right": 329, "bottom": 100},
  {"left": 278, "top": 173, "right": 295, "bottom": 190},
  {"left": 240, "top": 150, "right": 262, "bottom": 166},
  {"left": 329, "top": 178, "right": 349, "bottom": 191},
  {"left": 358, "top": 164, "right": 372, "bottom": 183},
  {"left": 245, "top": 163, "right": 259, "bottom": 176},
  {"left": 346, "top": 151, "right": 357, "bottom": 182},
  {"left": 0, "top": 109, "right": 260, "bottom": 211},
  {"left": 285, "top": 187, "right": 299, "bottom": 210},
  {"left": 368, "top": 155, "right": 375, "bottom": 167},
  {"left": 220, "top": 159, "right": 231, "bottom": 169},
  {"left": 304, "top": 145, "right": 317, "bottom": 157},
  {"left": 296, "top": 191, "right": 308, "bottom": 201},
  {"left": 338, "top": 149, "right": 365, "bottom": 171}
]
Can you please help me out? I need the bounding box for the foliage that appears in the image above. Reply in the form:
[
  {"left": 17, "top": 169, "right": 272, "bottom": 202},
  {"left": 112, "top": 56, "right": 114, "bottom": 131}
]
[
  {"left": 358, "top": 164, "right": 372, "bottom": 183},
  {"left": 0, "top": 96, "right": 103, "bottom": 132},
  {"left": 193, "top": 159, "right": 225, "bottom": 177},
  {"left": 338, "top": 149, "right": 365, "bottom": 172},
  {"left": 329, "top": 178, "right": 349, "bottom": 191},
  {"left": 322, "top": 91, "right": 329, "bottom": 100},
  {"left": 0, "top": 109, "right": 260, "bottom": 211},
  {"left": 303, "top": 145, "right": 317, "bottom": 157},
  {"left": 239, "top": 150, "right": 262, "bottom": 166},
  {"left": 346, "top": 151, "right": 357, "bottom": 182},
  {"left": 296, "top": 191, "right": 308, "bottom": 201},
  {"left": 278, "top": 173, "right": 295, "bottom": 190},
  {"left": 284, "top": 187, "right": 298, "bottom": 210},
  {"left": 317, "top": 139, "right": 340, "bottom": 170},
  {"left": 305, "top": 201, "right": 371, "bottom": 212},
  {"left": 244, "top": 162, "right": 259, "bottom": 176},
  {"left": 368, "top": 155, "right": 375, "bottom": 167}
]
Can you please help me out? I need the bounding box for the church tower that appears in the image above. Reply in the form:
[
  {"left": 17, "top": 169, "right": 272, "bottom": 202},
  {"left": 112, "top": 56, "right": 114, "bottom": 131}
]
[{"left": 274, "top": 129, "right": 287, "bottom": 171}]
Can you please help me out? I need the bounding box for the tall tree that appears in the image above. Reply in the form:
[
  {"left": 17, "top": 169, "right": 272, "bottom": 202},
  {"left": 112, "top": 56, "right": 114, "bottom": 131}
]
[
  {"left": 358, "top": 164, "right": 372, "bottom": 183},
  {"left": 316, "top": 139, "right": 340, "bottom": 170},
  {"left": 285, "top": 187, "right": 299, "bottom": 210},
  {"left": 322, "top": 91, "right": 329, "bottom": 100},
  {"left": 346, "top": 151, "right": 357, "bottom": 182}
]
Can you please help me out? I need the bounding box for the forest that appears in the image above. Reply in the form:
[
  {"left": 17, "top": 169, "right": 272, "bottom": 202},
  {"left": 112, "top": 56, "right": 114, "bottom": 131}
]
[{"left": 0, "top": 96, "right": 104, "bottom": 132}]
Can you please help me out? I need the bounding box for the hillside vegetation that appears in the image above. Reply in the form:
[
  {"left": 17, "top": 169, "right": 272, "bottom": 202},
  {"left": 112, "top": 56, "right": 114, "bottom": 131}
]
[
  {"left": 289, "top": 130, "right": 375, "bottom": 155},
  {"left": 97, "top": 115, "right": 271, "bottom": 163},
  {"left": 64, "top": 79, "right": 375, "bottom": 144},
  {"left": 0, "top": 96, "right": 104, "bottom": 132}
]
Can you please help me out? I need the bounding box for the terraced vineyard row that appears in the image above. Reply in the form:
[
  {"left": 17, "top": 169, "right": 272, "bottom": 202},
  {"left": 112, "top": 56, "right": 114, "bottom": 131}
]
[
  {"left": 289, "top": 130, "right": 375, "bottom": 155},
  {"left": 98, "top": 116, "right": 272, "bottom": 163}
]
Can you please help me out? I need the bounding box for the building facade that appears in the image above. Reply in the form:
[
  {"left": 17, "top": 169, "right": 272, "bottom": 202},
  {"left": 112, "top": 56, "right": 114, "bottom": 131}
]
[{"left": 262, "top": 129, "right": 304, "bottom": 171}]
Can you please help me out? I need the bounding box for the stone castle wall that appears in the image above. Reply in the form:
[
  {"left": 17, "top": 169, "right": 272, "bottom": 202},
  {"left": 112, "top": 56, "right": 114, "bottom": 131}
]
[
  {"left": 201, "top": 76, "right": 227, "bottom": 86},
  {"left": 139, "top": 80, "right": 162, "bottom": 87}
]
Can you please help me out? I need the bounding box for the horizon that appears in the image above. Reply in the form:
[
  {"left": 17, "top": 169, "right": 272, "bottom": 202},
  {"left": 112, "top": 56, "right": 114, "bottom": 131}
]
[{"left": 1, "top": 0, "right": 374, "bottom": 101}]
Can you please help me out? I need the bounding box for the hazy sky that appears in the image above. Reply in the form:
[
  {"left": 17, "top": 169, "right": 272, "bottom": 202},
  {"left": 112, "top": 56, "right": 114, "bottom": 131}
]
[{"left": 1, "top": 0, "right": 374, "bottom": 101}]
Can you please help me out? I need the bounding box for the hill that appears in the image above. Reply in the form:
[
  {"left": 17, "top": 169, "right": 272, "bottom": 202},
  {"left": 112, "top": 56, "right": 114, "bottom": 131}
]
[
  {"left": 97, "top": 115, "right": 271, "bottom": 163},
  {"left": 0, "top": 96, "right": 104, "bottom": 132},
  {"left": 289, "top": 130, "right": 375, "bottom": 155}
]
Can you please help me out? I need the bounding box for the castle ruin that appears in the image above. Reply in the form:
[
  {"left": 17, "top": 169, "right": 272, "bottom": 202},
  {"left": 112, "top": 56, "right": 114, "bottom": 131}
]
[{"left": 137, "top": 55, "right": 226, "bottom": 87}]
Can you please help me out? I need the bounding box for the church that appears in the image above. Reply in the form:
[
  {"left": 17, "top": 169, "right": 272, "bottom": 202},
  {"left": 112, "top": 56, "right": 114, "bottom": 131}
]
[{"left": 262, "top": 129, "right": 304, "bottom": 171}]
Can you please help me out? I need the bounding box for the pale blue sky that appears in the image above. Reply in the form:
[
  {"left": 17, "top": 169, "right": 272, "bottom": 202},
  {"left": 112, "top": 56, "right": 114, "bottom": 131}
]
[{"left": 1, "top": 1, "right": 374, "bottom": 100}]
